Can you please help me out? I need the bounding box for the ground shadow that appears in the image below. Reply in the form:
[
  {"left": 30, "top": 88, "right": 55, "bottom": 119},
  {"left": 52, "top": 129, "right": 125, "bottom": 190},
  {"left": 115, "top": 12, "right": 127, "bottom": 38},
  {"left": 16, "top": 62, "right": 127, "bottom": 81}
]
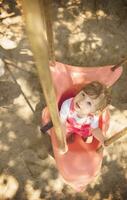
[
  {"left": 0, "top": 81, "right": 21, "bottom": 106},
  {"left": 87, "top": 158, "right": 127, "bottom": 200}
]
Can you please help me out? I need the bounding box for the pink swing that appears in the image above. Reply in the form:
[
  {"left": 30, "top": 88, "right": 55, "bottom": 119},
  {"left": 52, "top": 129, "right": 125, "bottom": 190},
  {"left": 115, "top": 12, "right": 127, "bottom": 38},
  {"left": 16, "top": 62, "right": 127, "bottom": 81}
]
[{"left": 42, "top": 61, "right": 122, "bottom": 190}]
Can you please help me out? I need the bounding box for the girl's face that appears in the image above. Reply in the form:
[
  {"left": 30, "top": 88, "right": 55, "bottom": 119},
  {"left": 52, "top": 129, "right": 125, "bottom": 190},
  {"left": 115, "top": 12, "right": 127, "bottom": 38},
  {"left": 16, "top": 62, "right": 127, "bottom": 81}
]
[{"left": 73, "top": 90, "right": 103, "bottom": 117}]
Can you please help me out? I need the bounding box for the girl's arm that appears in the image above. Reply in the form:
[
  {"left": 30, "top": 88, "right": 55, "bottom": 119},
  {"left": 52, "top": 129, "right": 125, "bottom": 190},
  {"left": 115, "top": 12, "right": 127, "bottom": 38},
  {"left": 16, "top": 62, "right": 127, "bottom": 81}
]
[
  {"left": 59, "top": 99, "right": 71, "bottom": 123},
  {"left": 91, "top": 115, "right": 106, "bottom": 146}
]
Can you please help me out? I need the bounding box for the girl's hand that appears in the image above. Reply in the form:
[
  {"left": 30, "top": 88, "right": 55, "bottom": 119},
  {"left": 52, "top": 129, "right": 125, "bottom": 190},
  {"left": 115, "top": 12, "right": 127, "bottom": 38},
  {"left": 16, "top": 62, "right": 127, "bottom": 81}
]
[{"left": 92, "top": 128, "right": 106, "bottom": 146}]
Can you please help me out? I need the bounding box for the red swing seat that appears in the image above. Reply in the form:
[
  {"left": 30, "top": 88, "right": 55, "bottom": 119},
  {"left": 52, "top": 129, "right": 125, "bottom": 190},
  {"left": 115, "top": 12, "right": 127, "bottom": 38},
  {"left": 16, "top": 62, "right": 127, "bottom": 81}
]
[{"left": 42, "top": 62, "right": 122, "bottom": 190}]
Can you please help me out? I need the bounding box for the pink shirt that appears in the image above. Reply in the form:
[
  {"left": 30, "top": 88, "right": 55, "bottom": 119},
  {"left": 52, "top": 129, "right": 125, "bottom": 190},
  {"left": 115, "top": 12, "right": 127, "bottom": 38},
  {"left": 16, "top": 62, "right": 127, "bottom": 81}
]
[{"left": 60, "top": 98, "right": 99, "bottom": 138}]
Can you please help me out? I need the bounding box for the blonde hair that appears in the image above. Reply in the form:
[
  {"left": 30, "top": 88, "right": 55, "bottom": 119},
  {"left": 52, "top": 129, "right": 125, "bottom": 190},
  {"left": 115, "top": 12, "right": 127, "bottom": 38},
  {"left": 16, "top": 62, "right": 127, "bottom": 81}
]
[{"left": 82, "top": 81, "right": 111, "bottom": 111}]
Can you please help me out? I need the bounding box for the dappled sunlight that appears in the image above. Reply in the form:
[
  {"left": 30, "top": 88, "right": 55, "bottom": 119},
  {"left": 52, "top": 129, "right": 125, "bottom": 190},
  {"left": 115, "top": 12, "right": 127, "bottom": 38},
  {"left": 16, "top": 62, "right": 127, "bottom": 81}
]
[
  {"left": 105, "top": 104, "right": 127, "bottom": 141},
  {"left": 0, "top": 173, "right": 19, "bottom": 200},
  {"left": 7, "top": 130, "right": 17, "bottom": 142},
  {"left": 8, "top": 159, "right": 16, "bottom": 167},
  {"left": 122, "top": 109, "right": 127, "bottom": 117},
  {"left": 108, "top": 105, "right": 127, "bottom": 134},
  {"left": 0, "top": 12, "right": 23, "bottom": 49},
  {"left": 40, "top": 169, "right": 54, "bottom": 180},
  {"left": 14, "top": 95, "right": 34, "bottom": 121},
  {"left": 96, "top": 10, "right": 107, "bottom": 19},
  {"left": 16, "top": 77, "right": 35, "bottom": 98},
  {"left": 25, "top": 180, "right": 42, "bottom": 200},
  {"left": 57, "top": 8, "right": 65, "bottom": 20},
  {"left": 20, "top": 48, "right": 33, "bottom": 57},
  {"left": 0, "top": 140, "right": 10, "bottom": 152},
  {"left": 84, "top": 11, "right": 93, "bottom": 19},
  {"left": 69, "top": 32, "right": 86, "bottom": 44},
  {"left": 48, "top": 176, "right": 65, "bottom": 192},
  {"left": 53, "top": 0, "right": 127, "bottom": 66}
]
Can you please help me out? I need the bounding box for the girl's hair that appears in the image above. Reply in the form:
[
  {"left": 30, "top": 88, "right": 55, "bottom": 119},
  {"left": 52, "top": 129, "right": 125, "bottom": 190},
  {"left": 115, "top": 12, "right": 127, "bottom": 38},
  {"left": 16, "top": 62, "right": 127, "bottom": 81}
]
[{"left": 82, "top": 81, "right": 111, "bottom": 111}]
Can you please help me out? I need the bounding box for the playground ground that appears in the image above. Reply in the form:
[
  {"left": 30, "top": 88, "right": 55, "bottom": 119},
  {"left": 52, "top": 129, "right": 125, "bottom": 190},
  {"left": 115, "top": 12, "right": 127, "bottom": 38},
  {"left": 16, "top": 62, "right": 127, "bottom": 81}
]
[{"left": 0, "top": 0, "right": 127, "bottom": 199}]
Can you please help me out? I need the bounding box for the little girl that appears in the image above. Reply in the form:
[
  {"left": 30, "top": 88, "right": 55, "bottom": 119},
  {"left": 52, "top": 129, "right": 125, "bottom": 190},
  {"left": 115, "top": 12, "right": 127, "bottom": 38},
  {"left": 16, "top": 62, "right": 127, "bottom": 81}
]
[{"left": 60, "top": 81, "right": 111, "bottom": 144}]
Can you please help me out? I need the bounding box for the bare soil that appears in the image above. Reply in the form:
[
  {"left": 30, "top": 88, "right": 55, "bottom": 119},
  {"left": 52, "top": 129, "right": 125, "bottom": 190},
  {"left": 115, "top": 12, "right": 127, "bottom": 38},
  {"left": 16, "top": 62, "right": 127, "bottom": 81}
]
[{"left": 0, "top": 0, "right": 127, "bottom": 199}]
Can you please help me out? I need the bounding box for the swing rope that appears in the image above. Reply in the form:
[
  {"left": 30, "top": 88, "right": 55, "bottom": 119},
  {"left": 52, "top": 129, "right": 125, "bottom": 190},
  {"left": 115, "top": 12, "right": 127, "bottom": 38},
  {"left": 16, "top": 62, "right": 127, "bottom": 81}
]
[
  {"left": 97, "top": 127, "right": 127, "bottom": 152},
  {"left": 22, "top": 0, "right": 67, "bottom": 153}
]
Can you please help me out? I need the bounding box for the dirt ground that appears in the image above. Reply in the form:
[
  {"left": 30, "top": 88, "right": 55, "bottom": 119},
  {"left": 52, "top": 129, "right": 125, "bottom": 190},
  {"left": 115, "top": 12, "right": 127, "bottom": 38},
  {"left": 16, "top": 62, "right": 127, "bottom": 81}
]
[{"left": 0, "top": 0, "right": 127, "bottom": 199}]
